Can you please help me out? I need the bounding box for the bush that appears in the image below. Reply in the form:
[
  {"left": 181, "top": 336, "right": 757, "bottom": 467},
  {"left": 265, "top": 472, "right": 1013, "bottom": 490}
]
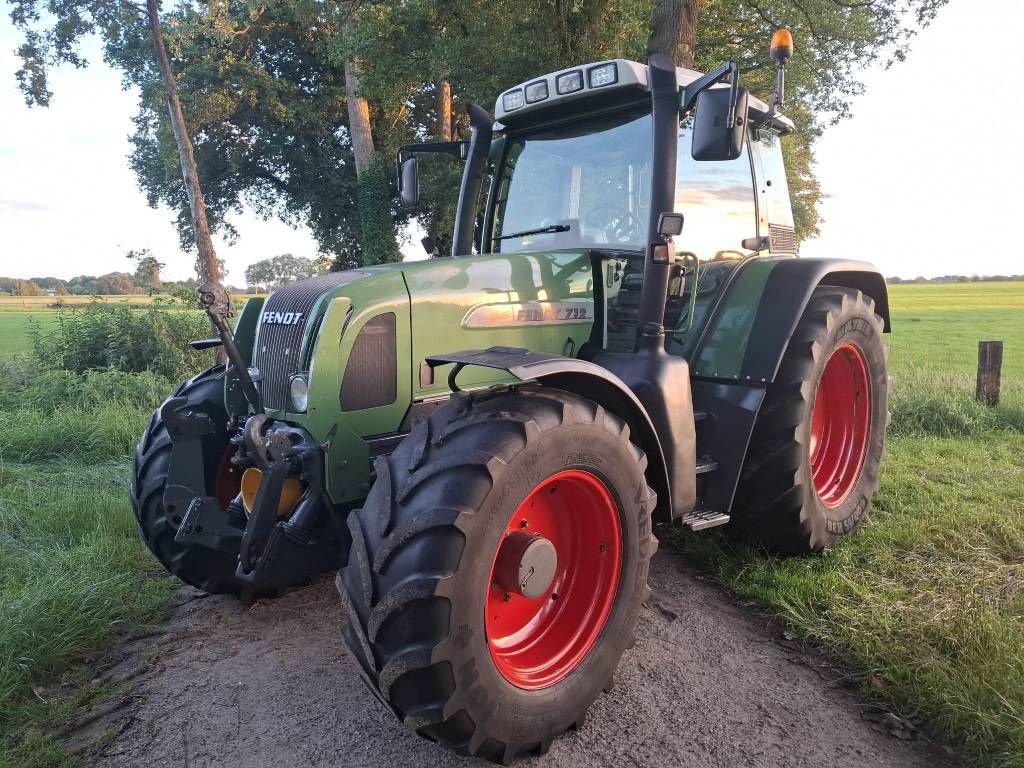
[
  {"left": 0, "top": 358, "right": 172, "bottom": 413},
  {"left": 28, "top": 302, "right": 214, "bottom": 381}
]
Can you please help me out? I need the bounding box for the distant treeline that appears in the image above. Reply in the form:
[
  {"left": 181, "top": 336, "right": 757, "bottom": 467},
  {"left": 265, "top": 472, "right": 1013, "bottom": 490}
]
[
  {"left": 887, "top": 275, "right": 1024, "bottom": 284},
  {"left": 0, "top": 275, "right": 241, "bottom": 297}
]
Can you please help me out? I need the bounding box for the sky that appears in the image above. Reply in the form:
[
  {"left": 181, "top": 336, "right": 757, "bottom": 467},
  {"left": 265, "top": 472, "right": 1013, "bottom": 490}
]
[{"left": 0, "top": 0, "right": 1021, "bottom": 284}]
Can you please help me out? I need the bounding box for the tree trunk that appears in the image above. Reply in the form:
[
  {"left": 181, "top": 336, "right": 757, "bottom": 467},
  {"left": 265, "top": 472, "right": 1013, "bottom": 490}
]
[
  {"left": 146, "top": 0, "right": 229, "bottom": 328},
  {"left": 435, "top": 79, "right": 452, "bottom": 142},
  {"left": 343, "top": 33, "right": 375, "bottom": 174},
  {"left": 647, "top": 0, "right": 699, "bottom": 68},
  {"left": 341, "top": 18, "right": 401, "bottom": 266}
]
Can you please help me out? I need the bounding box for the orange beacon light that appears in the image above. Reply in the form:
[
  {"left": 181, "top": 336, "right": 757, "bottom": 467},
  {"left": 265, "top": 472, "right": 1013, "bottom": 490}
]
[{"left": 770, "top": 28, "right": 794, "bottom": 64}]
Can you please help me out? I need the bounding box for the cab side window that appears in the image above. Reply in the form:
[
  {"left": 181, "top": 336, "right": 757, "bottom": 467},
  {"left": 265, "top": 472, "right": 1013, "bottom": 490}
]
[
  {"left": 674, "top": 124, "right": 758, "bottom": 261},
  {"left": 753, "top": 130, "right": 795, "bottom": 229}
]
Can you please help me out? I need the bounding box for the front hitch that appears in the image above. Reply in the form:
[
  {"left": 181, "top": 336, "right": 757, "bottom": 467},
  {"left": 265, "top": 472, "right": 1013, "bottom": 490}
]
[
  {"left": 162, "top": 400, "right": 342, "bottom": 588},
  {"left": 233, "top": 415, "right": 342, "bottom": 589}
]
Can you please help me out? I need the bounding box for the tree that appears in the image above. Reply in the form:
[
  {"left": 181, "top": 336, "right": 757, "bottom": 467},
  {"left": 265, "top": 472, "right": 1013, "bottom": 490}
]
[
  {"left": 648, "top": 0, "right": 699, "bottom": 67},
  {"left": 126, "top": 2, "right": 365, "bottom": 266},
  {"left": 14, "top": 279, "right": 43, "bottom": 296},
  {"left": 127, "top": 248, "right": 165, "bottom": 295},
  {"left": 10, "top": 0, "right": 230, "bottom": 325},
  {"left": 94, "top": 272, "right": 138, "bottom": 295},
  {"left": 244, "top": 254, "right": 329, "bottom": 292},
  {"left": 10, "top": 0, "right": 947, "bottom": 265}
]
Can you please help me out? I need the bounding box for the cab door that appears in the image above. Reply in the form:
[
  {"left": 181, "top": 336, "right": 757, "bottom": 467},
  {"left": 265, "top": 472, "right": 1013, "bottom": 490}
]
[{"left": 601, "top": 123, "right": 759, "bottom": 353}]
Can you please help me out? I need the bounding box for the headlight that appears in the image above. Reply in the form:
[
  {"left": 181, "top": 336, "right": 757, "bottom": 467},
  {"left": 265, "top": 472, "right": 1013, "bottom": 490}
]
[
  {"left": 524, "top": 80, "right": 549, "bottom": 103},
  {"left": 556, "top": 70, "right": 584, "bottom": 94},
  {"left": 587, "top": 62, "right": 618, "bottom": 88},
  {"left": 502, "top": 89, "right": 525, "bottom": 112},
  {"left": 289, "top": 373, "right": 309, "bottom": 412}
]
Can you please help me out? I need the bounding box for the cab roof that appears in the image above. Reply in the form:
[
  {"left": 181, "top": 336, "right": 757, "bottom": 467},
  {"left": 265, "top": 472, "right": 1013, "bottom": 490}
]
[{"left": 494, "top": 58, "right": 795, "bottom": 135}]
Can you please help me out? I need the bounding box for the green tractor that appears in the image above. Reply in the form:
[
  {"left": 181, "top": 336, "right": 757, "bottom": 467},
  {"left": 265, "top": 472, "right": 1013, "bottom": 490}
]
[{"left": 133, "top": 30, "right": 889, "bottom": 762}]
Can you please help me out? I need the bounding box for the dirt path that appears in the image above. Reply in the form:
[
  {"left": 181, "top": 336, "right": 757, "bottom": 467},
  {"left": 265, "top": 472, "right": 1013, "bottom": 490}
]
[{"left": 82, "top": 551, "right": 959, "bottom": 768}]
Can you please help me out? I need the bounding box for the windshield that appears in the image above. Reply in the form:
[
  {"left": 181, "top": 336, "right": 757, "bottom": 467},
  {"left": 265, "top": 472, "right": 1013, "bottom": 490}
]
[{"left": 490, "top": 109, "right": 652, "bottom": 253}]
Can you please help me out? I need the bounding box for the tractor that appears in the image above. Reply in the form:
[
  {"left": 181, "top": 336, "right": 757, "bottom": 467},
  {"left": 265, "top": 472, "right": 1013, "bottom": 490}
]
[{"left": 133, "top": 29, "right": 890, "bottom": 763}]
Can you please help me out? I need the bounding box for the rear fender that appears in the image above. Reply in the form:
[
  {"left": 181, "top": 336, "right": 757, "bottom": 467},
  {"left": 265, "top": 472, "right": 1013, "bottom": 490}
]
[
  {"left": 691, "top": 258, "right": 890, "bottom": 385},
  {"left": 426, "top": 348, "right": 674, "bottom": 523},
  {"left": 689, "top": 258, "right": 889, "bottom": 514}
]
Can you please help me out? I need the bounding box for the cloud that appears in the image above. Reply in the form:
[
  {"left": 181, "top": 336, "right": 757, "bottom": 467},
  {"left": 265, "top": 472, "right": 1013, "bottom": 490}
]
[{"left": 0, "top": 198, "right": 54, "bottom": 214}]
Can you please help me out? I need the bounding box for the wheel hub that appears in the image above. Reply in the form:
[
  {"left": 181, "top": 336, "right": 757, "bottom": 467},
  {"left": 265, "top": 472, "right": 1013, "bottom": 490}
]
[
  {"left": 485, "top": 469, "right": 622, "bottom": 690},
  {"left": 493, "top": 532, "right": 558, "bottom": 599},
  {"left": 810, "top": 343, "right": 871, "bottom": 508}
]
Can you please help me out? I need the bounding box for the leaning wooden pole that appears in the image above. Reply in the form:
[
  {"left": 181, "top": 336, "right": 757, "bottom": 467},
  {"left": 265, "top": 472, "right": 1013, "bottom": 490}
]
[{"left": 145, "top": 0, "right": 231, "bottom": 346}]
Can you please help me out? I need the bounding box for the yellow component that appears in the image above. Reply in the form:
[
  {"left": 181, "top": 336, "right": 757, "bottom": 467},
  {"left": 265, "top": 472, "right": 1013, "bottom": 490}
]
[
  {"left": 770, "top": 28, "right": 794, "bottom": 63},
  {"left": 240, "top": 467, "right": 304, "bottom": 518}
]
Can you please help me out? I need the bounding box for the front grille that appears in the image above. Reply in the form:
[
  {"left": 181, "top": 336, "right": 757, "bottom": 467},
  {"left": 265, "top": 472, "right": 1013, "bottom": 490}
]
[
  {"left": 769, "top": 224, "right": 798, "bottom": 254},
  {"left": 252, "top": 271, "right": 367, "bottom": 411}
]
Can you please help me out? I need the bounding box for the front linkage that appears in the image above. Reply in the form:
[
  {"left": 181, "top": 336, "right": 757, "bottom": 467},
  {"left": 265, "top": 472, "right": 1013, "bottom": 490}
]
[{"left": 160, "top": 284, "right": 342, "bottom": 591}]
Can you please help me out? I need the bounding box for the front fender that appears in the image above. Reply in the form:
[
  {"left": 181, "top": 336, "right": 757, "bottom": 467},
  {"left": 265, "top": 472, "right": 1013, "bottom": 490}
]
[{"left": 426, "top": 347, "right": 674, "bottom": 523}]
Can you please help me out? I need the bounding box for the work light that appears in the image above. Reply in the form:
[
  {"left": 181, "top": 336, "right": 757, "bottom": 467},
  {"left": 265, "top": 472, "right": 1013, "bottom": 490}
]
[
  {"left": 502, "top": 89, "right": 525, "bottom": 112},
  {"left": 556, "top": 70, "right": 584, "bottom": 94},
  {"left": 525, "top": 80, "right": 549, "bottom": 103},
  {"left": 289, "top": 373, "right": 309, "bottom": 412},
  {"left": 587, "top": 62, "right": 618, "bottom": 88}
]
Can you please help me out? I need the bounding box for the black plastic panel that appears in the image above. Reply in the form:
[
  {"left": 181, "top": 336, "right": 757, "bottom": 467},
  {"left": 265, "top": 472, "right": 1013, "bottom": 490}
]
[{"left": 341, "top": 313, "right": 397, "bottom": 411}]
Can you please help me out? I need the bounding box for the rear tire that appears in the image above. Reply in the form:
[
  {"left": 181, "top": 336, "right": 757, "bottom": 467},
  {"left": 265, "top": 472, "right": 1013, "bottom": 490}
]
[
  {"left": 131, "top": 365, "right": 247, "bottom": 595},
  {"left": 732, "top": 286, "right": 889, "bottom": 553},
  {"left": 336, "top": 387, "right": 657, "bottom": 763}
]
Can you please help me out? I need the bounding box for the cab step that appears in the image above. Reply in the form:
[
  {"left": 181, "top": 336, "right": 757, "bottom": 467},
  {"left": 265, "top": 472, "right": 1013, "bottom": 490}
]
[
  {"left": 680, "top": 507, "right": 730, "bottom": 531},
  {"left": 695, "top": 457, "right": 718, "bottom": 475}
]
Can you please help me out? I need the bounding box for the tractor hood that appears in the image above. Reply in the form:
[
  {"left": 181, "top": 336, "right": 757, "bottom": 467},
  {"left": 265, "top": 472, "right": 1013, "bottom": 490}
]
[
  {"left": 248, "top": 251, "right": 597, "bottom": 416},
  {"left": 251, "top": 269, "right": 373, "bottom": 412},
  {"left": 239, "top": 251, "right": 597, "bottom": 506}
]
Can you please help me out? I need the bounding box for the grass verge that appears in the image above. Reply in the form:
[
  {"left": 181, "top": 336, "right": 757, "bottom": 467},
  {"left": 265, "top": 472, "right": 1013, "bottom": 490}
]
[
  {"left": 670, "top": 432, "right": 1024, "bottom": 768},
  {"left": 0, "top": 394, "right": 177, "bottom": 767}
]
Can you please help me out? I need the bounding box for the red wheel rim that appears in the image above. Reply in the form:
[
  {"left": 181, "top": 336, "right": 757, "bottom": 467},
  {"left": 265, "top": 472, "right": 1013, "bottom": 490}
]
[
  {"left": 810, "top": 343, "right": 871, "bottom": 508},
  {"left": 485, "top": 470, "right": 622, "bottom": 690},
  {"left": 213, "top": 448, "right": 242, "bottom": 509}
]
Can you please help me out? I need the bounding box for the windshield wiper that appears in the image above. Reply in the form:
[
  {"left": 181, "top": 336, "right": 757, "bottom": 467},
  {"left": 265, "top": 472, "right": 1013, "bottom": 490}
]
[{"left": 495, "top": 224, "right": 570, "bottom": 241}]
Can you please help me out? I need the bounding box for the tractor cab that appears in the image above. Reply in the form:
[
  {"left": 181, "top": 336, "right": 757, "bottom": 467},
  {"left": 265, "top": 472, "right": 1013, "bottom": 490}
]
[
  {"left": 399, "top": 53, "right": 798, "bottom": 360},
  {"left": 487, "top": 59, "right": 798, "bottom": 355}
]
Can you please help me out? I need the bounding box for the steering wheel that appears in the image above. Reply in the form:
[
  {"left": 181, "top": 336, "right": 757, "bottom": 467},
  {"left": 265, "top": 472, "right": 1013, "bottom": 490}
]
[{"left": 584, "top": 206, "right": 642, "bottom": 244}]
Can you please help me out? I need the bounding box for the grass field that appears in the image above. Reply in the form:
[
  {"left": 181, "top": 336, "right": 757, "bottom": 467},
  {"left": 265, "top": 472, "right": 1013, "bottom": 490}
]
[{"left": 0, "top": 282, "right": 1021, "bottom": 767}]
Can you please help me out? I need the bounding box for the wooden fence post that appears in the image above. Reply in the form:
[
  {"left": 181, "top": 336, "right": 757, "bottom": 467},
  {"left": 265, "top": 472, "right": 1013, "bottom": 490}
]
[{"left": 976, "top": 341, "right": 1003, "bottom": 406}]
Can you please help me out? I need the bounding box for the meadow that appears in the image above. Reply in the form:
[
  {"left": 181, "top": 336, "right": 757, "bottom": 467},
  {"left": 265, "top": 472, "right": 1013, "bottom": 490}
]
[{"left": 0, "top": 282, "right": 1021, "bottom": 767}]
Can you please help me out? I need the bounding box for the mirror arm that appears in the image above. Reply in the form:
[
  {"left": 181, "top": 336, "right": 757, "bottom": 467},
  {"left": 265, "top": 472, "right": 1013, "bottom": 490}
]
[
  {"left": 681, "top": 60, "right": 740, "bottom": 124},
  {"left": 395, "top": 141, "right": 469, "bottom": 188}
]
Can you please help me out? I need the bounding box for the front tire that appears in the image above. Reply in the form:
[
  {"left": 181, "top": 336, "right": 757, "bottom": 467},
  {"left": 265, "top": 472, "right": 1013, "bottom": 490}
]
[
  {"left": 732, "top": 286, "right": 889, "bottom": 553},
  {"left": 336, "top": 387, "right": 657, "bottom": 762},
  {"left": 131, "top": 365, "right": 247, "bottom": 595}
]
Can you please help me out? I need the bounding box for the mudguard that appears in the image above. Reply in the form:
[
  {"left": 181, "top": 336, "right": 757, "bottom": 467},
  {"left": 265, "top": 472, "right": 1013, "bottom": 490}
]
[
  {"left": 426, "top": 347, "right": 676, "bottom": 522},
  {"left": 688, "top": 257, "right": 890, "bottom": 515},
  {"left": 690, "top": 257, "right": 890, "bottom": 384}
]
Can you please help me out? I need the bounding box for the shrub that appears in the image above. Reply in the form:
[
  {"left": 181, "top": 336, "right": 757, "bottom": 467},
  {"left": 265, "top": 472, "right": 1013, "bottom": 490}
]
[
  {"left": 0, "top": 358, "right": 172, "bottom": 413},
  {"left": 28, "top": 302, "right": 214, "bottom": 381}
]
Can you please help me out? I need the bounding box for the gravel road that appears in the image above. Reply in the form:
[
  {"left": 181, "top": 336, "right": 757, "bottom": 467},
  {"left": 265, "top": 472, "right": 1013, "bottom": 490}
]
[{"left": 78, "top": 551, "right": 959, "bottom": 768}]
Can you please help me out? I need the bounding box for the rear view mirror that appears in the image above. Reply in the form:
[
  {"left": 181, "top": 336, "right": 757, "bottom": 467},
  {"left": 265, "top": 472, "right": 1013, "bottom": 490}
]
[
  {"left": 691, "top": 86, "right": 749, "bottom": 161},
  {"left": 398, "top": 157, "right": 419, "bottom": 207}
]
